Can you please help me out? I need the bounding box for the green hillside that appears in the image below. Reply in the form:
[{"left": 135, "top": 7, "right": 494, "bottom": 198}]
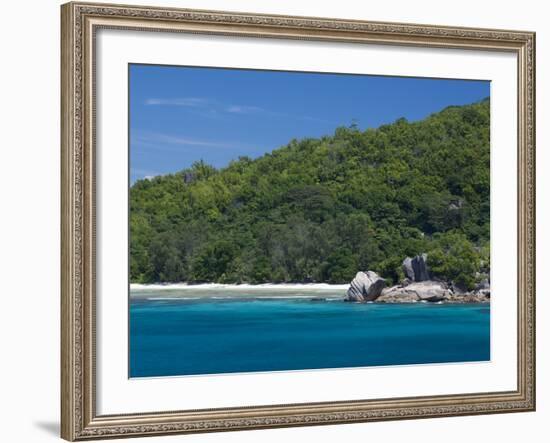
[{"left": 130, "top": 98, "right": 490, "bottom": 288}]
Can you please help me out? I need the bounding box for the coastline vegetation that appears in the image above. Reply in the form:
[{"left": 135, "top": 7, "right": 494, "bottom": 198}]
[{"left": 130, "top": 98, "right": 490, "bottom": 289}]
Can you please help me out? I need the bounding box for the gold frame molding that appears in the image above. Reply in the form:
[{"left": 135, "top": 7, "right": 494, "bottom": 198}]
[{"left": 61, "top": 2, "right": 536, "bottom": 440}]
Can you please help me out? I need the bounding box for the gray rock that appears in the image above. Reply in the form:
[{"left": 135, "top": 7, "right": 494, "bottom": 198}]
[
  {"left": 476, "top": 289, "right": 490, "bottom": 299},
  {"left": 449, "top": 292, "right": 490, "bottom": 303},
  {"left": 345, "top": 271, "right": 387, "bottom": 302},
  {"left": 450, "top": 281, "right": 469, "bottom": 295},
  {"left": 402, "top": 253, "right": 430, "bottom": 282},
  {"left": 377, "top": 281, "right": 451, "bottom": 303},
  {"left": 475, "top": 278, "right": 490, "bottom": 291},
  {"left": 412, "top": 253, "right": 430, "bottom": 281},
  {"left": 377, "top": 285, "right": 419, "bottom": 303},
  {"left": 402, "top": 257, "right": 415, "bottom": 280},
  {"left": 473, "top": 278, "right": 490, "bottom": 299},
  {"left": 410, "top": 281, "right": 451, "bottom": 301}
]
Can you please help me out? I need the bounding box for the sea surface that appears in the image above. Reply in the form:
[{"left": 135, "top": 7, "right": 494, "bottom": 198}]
[{"left": 129, "top": 287, "right": 490, "bottom": 378}]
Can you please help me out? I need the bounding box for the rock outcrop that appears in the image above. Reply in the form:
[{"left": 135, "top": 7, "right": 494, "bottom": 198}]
[
  {"left": 450, "top": 281, "right": 468, "bottom": 295},
  {"left": 344, "top": 253, "right": 490, "bottom": 304},
  {"left": 377, "top": 281, "right": 452, "bottom": 303},
  {"left": 402, "top": 257, "right": 415, "bottom": 281},
  {"left": 345, "top": 271, "right": 387, "bottom": 302},
  {"left": 402, "top": 253, "right": 430, "bottom": 282},
  {"left": 448, "top": 292, "right": 490, "bottom": 303},
  {"left": 475, "top": 278, "right": 490, "bottom": 291},
  {"left": 371, "top": 280, "right": 490, "bottom": 303}
]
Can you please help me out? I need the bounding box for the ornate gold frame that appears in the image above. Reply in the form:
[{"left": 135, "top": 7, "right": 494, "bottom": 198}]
[{"left": 61, "top": 2, "right": 536, "bottom": 440}]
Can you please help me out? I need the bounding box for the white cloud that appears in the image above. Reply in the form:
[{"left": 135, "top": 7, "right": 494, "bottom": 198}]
[
  {"left": 145, "top": 97, "right": 211, "bottom": 107},
  {"left": 132, "top": 131, "right": 247, "bottom": 150},
  {"left": 225, "top": 105, "right": 264, "bottom": 114},
  {"left": 143, "top": 97, "right": 334, "bottom": 123}
]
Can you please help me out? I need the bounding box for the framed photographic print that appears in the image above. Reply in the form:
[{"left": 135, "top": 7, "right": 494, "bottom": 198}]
[{"left": 61, "top": 1, "right": 536, "bottom": 440}]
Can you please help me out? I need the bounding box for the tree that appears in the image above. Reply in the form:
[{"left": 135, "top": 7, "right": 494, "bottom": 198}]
[{"left": 129, "top": 98, "right": 490, "bottom": 285}]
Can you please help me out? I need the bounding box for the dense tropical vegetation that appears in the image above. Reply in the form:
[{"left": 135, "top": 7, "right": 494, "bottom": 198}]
[{"left": 130, "top": 98, "right": 490, "bottom": 289}]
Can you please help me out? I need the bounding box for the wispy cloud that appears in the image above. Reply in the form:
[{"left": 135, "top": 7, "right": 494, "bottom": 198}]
[
  {"left": 132, "top": 131, "right": 250, "bottom": 151},
  {"left": 225, "top": 105, "right": 264, "bottom": 114},
  {"left": 144, "top": 97, "right": 334, "bottom": 123},
  {"left": 145, "top": 97, "right": 211, "bottom": 107}
]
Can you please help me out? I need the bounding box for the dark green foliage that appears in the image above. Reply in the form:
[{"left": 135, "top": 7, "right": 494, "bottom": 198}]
[
  {"left": 426, "top": 231, "right": 487, "bottom": 290},
  {"left": 130, "top": 99, "right": 490, "bottom": 286}
]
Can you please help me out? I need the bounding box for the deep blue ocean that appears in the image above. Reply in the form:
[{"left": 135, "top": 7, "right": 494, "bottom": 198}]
[{"left": 129, "top": 292, "right": 490, "bottom": 378}]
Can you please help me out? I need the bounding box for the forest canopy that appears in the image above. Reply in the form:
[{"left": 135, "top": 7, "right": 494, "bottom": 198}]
[{"left": 130, "top": 98, "right": 490, "bottom": 289}]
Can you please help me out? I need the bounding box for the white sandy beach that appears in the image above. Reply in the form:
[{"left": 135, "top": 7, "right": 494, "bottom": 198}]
[{"left": 130, "top": 283, "right": 350, "bottom": 299}]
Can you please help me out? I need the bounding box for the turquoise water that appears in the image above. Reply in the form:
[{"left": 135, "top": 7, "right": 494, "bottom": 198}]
[{"left": 129, "top": 294, "right": 490, "bottom": 378}]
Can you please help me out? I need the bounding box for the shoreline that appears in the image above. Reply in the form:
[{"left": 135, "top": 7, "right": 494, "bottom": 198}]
[
  {"left": 129, "top": 282, "right": 489, "bottom": 304},
  {"left": 130, "top": 282, "right": 350, "bottom": 291},
  {"left": 130, "top": 282, "right": 349, "bottom": 300}
]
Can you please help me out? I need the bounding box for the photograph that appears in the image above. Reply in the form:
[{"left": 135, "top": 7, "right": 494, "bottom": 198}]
[
  {"left": 128, "top": 65, "right": 492, "bottom": 378},
  {"left": 56, "top": 2, "right": 536, "bottom": 440}
]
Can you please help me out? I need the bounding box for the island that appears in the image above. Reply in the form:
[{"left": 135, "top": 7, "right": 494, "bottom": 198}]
[{"left": 130, "top": 98, "right": 490, "bottom": 295}]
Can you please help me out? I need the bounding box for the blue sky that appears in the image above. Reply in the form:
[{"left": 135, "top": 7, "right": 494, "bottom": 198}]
[{"left": 129, "top": 64, "right": 489, "bottom": 183}]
